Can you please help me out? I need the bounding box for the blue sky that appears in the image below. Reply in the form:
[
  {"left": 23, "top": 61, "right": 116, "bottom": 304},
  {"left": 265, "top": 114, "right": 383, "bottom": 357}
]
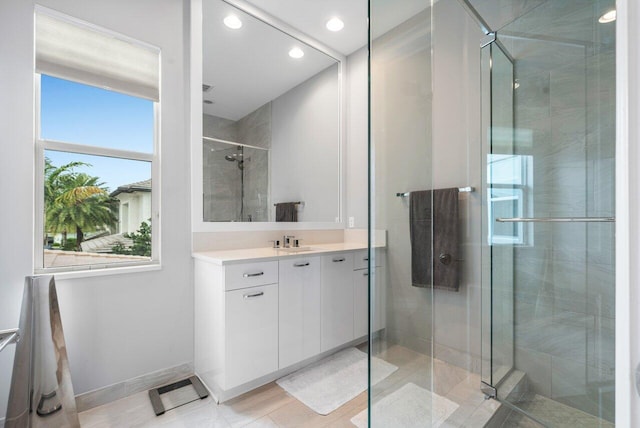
[{"left": 41, "top": 75, "right": 153, "bottom": 192}]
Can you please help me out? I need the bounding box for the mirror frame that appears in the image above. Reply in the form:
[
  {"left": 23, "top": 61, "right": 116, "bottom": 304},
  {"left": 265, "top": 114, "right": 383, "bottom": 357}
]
[{"left": 190, "top": 0, "right": 347, "bottom": 232}]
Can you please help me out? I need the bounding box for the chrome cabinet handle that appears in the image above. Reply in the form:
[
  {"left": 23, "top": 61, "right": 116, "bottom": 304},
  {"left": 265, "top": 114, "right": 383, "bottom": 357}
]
[
  {"left": 243, "top": 291, "right": 264, "bottom": 299},
  {"left": 294, "top": 262, "right": 310, "bottom": 267},
  {"left": 243, "top": 272, "right": 264, "bottom": 278},
  {"left": 333, "top": 257, "right": 345, "bottom": 262}
]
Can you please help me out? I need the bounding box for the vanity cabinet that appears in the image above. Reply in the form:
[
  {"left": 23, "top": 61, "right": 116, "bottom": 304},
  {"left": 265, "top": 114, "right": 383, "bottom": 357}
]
[
  {"left": 279, "top": 256, "right": 321, "bottom": 368},
  {"left": 194, "top": 245, "right": 386, "bottom": 402},
  {"left": 320, "top": 252, "right": 355, "bottom": 352},
  {"left": 194, "top": 260, "right": 279, "bottom": 393},
  {"left": 353, "top": 249, "right": 386, "bottom": 338}
]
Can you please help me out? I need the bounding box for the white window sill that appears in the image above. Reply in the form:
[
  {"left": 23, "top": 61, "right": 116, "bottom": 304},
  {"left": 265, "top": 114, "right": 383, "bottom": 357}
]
[{"left": 35, "top": 262, "right": 161, "bottom": 280}]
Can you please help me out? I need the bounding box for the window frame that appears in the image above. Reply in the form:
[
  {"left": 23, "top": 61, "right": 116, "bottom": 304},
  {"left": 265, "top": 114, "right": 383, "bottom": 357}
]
[
  {"left": 486, "top": 154, "right": 534, "bottom": 246},
  {"left": 34, "top": 73, "right": 161, "bottom": 275}
]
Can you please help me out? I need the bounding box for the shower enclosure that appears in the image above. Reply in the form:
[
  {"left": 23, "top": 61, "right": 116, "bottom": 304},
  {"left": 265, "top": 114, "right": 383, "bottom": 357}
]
[
  {"left": 202, "top": 138, "right": 269, "bottom": 222},
  {"left": 481, "top": 1, "right": 616, "bottom": 425},
  {"left": 368, "top": 0, "right": 616, "bottom": 426}
]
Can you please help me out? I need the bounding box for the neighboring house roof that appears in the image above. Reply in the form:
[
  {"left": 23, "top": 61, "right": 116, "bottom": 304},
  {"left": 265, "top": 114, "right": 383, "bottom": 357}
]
[
  {"left": 110, "top": 179, "right": 151, "bottom": 197},
  {"left": 80, "top": 233, "right": 134, "bottom": 253},
  {"left": 44, "top": 249, "right": 147, "bottom": 268}
]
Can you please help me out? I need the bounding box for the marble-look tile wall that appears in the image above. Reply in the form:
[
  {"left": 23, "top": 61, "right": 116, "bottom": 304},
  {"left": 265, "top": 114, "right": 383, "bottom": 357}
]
[
  {"left": 202, "top": 103, "right": 270, "bottom": 222},
  {"left": 499, "top": 1, "right": 616, "bottom": 421},
  {"left": 203, "top": 144, "right": 242, "bottom": 221},
  {"left": 371, "top": 8, "right": 433, "bottom": 358},
  {"left": 238, "top": 104, "right": 270, "bottom": 221}
]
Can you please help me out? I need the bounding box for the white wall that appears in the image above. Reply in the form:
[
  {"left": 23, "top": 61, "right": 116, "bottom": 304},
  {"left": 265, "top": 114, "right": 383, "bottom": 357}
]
[
  {"left": 620, "top": 0, "right": 639, "bottom": 424},
  {"left": 345, "top": 47, "right": 369, "bottom": 229},
  {"left": 271, "top": 64, "right": 340, "bottom": 222},
  {"left": 0, "top": 0, "right": 192, "bottom": 418}
]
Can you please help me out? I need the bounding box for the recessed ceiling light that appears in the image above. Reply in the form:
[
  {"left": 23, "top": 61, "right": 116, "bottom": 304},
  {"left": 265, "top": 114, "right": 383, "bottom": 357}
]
[
  {"left": 289, "top": 47, "right": 304, "bottom": 59},
  {"left": 326, "top": 17, "right": 344, "bottom": 32},
  {"left": 224, "top": 15, "right": 242, "bottom": 29},
  {"left": 598, "top": 9, "right": 616, "bottom": 23}
]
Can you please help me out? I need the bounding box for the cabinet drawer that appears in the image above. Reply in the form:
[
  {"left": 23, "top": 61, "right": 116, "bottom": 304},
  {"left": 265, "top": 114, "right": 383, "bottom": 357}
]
[{"left": 225, "top": 261, "right": 278, "bottom": 291}]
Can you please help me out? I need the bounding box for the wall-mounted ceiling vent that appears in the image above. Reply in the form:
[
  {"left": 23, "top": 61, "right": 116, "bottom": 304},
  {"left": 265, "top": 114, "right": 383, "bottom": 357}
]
[{"left": 202, "top": 84, "right": 213, "bottom": 92}]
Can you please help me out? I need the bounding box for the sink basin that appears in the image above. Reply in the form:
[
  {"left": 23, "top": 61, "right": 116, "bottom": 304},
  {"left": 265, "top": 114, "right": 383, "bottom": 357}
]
[{"left": 278, "top": 246, "right": 315, "bottom": 253}]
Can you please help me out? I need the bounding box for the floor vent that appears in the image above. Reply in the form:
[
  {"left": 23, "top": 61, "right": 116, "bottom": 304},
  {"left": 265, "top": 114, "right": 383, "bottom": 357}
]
[{"left": 148, "top": 376, "right": 209, "bottom": 416}]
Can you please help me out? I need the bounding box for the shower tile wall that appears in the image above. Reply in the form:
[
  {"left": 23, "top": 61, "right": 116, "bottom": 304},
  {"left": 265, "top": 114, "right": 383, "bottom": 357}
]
[
  {"left": 203, "top": 143, "right": 242, "bottom": 221},
  {"left": 500, "top": 1, "right": 615, "bottom": 421},
  {"left": 371, "top": 8, "right": 433, "bottom": 356},
  {"left": 203, "top": 103, "right": 270, "bottom": 222},
  {"left": 238, "top": 104, "right": 271, "bottom": 221},
  {"left": 237, "top": 103, "right": 271, "bottom": 149}
]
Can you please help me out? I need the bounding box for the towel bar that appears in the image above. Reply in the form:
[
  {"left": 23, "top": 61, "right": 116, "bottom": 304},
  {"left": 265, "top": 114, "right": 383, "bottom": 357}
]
[
  {"left": 273, "top": 201, "right": 304, "bottom": 206},
  {"left": 396, "top": 187, "right": 475, "bottom": 197},
  {"left": 496, "top": 217, "right": 615, "bottom": 223}
]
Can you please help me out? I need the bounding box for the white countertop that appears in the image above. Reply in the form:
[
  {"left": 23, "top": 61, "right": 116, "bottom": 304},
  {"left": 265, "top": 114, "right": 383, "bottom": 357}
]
[{"left": 193, "top": 242, "right": 377, "bottom": 265}]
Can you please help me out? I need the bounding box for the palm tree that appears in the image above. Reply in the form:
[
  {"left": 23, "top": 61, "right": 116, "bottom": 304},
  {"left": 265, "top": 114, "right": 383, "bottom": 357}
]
[{"left": 44, "top": 159, "right": 118, "bottom": 250}]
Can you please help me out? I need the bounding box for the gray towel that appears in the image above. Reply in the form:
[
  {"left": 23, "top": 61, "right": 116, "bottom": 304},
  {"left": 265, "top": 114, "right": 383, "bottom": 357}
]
[
  {"left": 276, "top": 202, "right": 298, "bottom": 222},
  {"left": 410, "top": 188, "right": 460, "bottom": 291}
]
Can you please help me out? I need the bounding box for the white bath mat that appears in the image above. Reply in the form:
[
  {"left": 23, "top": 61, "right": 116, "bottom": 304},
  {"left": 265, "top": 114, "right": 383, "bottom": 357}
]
[
  {"left": 276, "top": 347, "right": 397, "bottom": 415},
  {"left": 350, "top": 382, "right": 459, "bottom": 428}
]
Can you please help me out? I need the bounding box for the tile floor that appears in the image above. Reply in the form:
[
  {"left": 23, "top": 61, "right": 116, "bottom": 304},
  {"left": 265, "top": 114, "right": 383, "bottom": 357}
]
[
  {"left": 500, "top": 393, "right": 615, "bottom": 428},
  {"left": 79, "top": 344, "right": 499, "bottom": 427}
]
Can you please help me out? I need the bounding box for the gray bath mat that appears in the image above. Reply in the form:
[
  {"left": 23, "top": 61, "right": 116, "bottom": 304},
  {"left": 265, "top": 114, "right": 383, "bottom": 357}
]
[
  {"left": 351, "top": 382, "right": 459, "bottom": 427},
  {"left": 276, "top": 347, "right": 397, "bottom": 415}
]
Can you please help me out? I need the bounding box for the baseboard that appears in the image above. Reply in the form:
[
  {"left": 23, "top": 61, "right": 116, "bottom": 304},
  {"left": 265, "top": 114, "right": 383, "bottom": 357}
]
[{"left": 75, "top": 362, "right": 194, "bottom": 413}]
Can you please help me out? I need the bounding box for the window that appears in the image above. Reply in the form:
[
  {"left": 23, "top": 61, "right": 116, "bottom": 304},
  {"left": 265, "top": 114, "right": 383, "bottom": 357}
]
[
  {"left": 487, "top": 154, "right": 533, "bottom": 245},
  {"left": 35, "top": 9, "right": 160, "bottom": 273}
]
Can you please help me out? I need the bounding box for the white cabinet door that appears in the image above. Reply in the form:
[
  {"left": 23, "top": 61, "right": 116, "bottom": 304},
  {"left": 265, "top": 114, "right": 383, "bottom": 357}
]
[
  {"left": 321, "top": 252, "right": 355, "bottom": 351},
  {"left": 279, "top": 256, "right": 321, "bottom": 368},
  {"left": 225, "top": 283, "right": 278, "bottom": 389},
  {"left": 371, "top": 266, "right": 386, "bottom": 332},
  {"left": 353, "top": 268, "right": 369, "bottom": 338},
  {"left": 354, "top": 266, "right": 387, "bottom": 339}
]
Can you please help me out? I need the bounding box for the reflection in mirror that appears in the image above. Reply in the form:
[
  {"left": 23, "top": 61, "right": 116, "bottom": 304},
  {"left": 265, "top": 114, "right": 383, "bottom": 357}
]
[
  {"left": 203, "top": 138, "right": 269, "bottom": 222},
  {"left": 202, "top": 0, "right": 341, "bottom": 223}
]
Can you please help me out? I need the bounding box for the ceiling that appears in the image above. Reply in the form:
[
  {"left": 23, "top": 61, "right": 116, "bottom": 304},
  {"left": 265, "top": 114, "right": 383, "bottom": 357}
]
[
  {"left": 246, "top": 0, "right": 428, "bottom": 56},
  {"left": 203, "top": 0, "right": 337, "bottom": 120},
  {"left": 202, "top": 0, "right": 432, "bottom": 122}
]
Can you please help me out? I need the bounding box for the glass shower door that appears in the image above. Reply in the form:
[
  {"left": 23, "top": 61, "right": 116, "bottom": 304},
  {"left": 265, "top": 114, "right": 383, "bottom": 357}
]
[
  {"left": 482, "top": 1, "right": 616, "bottom": 424},
  {"left": 481, "top": 39, "right": 516, "bottom": 394}
]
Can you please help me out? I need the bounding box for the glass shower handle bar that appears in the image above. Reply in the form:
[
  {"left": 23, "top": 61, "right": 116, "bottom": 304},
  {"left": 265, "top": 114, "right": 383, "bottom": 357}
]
[{"left": 496, "top": 217, "right": 615, "bottom": 223}]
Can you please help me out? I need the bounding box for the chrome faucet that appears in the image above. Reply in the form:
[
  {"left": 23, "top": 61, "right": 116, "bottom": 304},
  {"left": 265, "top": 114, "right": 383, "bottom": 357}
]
[{"left": 283, "top": 235, "right": 295, "bottom": 248}]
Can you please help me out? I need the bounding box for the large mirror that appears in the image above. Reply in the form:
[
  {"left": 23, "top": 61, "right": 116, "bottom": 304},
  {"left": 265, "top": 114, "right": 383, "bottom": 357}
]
[{"left": 202, "top": 0, "right": 342, "bottom": 223}]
